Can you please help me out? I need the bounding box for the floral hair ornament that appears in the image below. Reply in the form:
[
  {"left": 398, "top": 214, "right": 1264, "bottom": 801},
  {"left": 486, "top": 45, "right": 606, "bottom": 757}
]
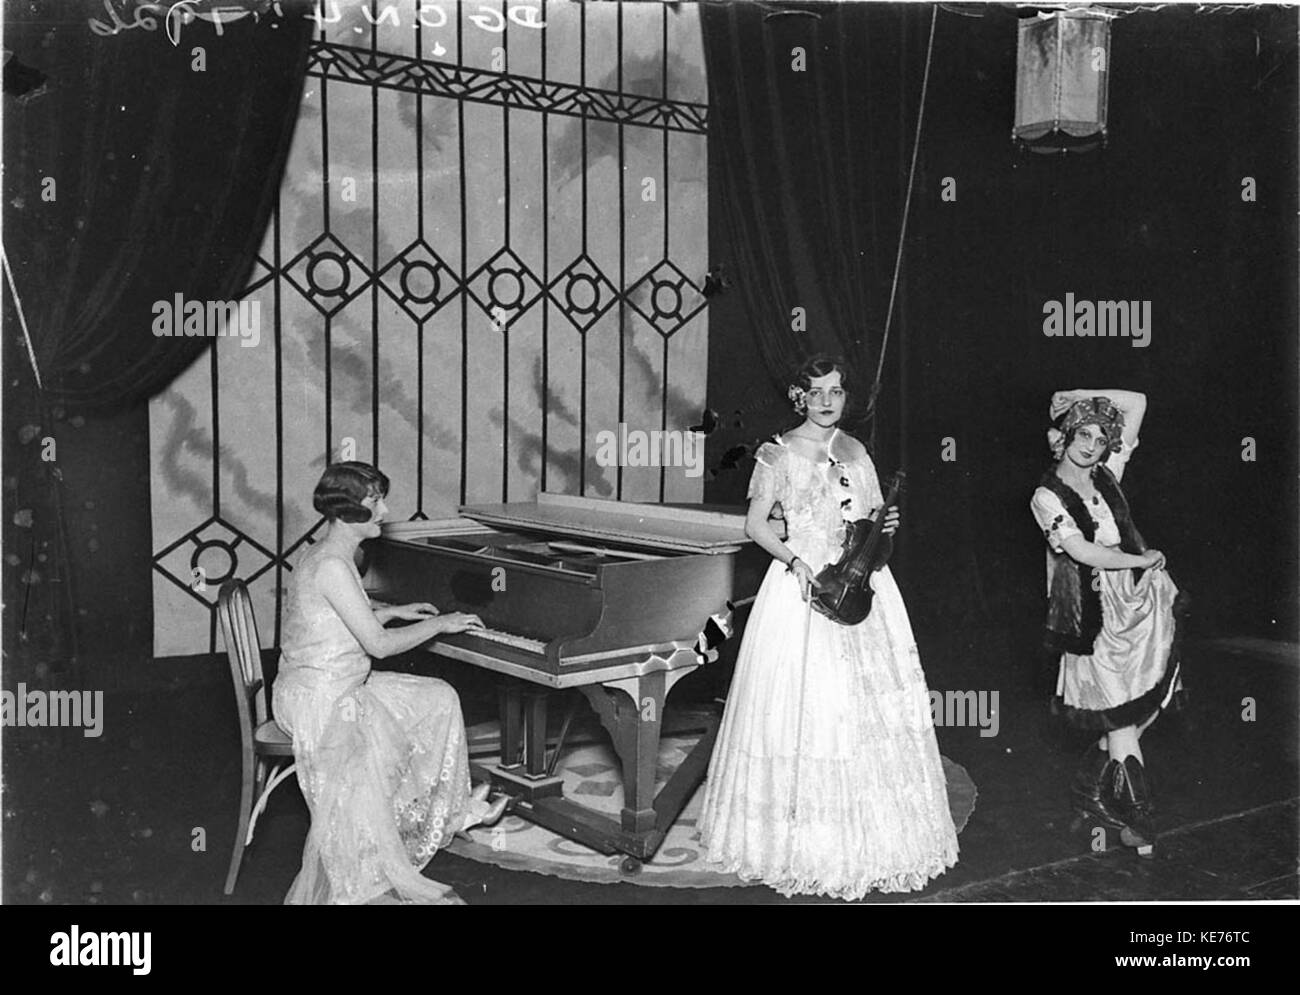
[
  {"left": 1049, "top": 396, "right": 1126, "bottom": 460},
  {"left": 787, "top": 384, "right": 808, "bottom": 411}
]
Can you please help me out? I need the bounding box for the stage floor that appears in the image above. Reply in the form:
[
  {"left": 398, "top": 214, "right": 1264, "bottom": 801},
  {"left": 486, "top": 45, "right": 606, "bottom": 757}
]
[{"left": 3, "top": 636, "right": 1296, "bottom": 905}]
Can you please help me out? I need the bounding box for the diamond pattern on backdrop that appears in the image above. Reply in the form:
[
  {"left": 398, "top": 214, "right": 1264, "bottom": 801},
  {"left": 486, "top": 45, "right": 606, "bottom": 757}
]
[
  {"left": 465, "top": 247, "right": 544, "bottom": 331},
  {"left": 549, "top": 255, "right": 618, "bottom": 333},
  {"left": 150, "top": 1, "right": 711, "bottom": 655},
  {"left": 284, "top": 232, "right": 373, "bottom": 318},
  {"left": 378, "top": 240, "right": 461, "bottom": 323},
  {"left": 154, "top": 517, "right": 276, "bottom": 607},
  {"left": 627, "top": 260, "right": 707, "bottom": 339}
]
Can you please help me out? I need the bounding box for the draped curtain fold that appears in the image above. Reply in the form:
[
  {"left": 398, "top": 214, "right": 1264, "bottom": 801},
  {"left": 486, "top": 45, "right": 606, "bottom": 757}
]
[
  {"left": 3, "top": 2, "right": 314, "bottom": 409},
  {"left": 1, "top": 3, "right": 312, "bottom": 677},
  {"left": 700, "top": 1, "right": 923, "bottom": 434}
]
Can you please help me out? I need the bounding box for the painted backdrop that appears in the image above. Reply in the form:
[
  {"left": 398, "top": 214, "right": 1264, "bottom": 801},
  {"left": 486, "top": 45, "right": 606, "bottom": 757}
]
[{"left": 149, "top": 1, "right": 709, "bottom": 655}]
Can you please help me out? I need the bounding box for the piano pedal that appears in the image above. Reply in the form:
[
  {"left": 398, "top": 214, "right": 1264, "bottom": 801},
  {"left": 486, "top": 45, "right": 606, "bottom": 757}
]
[{"left": 489, "top": 764, "right": 564, "bottom": 800}]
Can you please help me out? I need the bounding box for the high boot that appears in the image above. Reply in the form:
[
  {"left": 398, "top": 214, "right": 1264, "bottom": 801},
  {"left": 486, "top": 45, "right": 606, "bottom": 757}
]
[
  {"left": 1070, "top": 747, "right": 1127, "bottom": 829},
  {"left": 1115, "top": 755, "right": 1157, "bottom": 856}
]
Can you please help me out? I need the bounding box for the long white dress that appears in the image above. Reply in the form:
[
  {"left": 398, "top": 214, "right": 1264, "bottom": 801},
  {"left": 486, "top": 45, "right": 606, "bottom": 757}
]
[
  {"left": 700, "top": 433, "right": 959, "bottom": 899},
  {"left": 271, "top": 544, "right": 487, "bottom": 905}
]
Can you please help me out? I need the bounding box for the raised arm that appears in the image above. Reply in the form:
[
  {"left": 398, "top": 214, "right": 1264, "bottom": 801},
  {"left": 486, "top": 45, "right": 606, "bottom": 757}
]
[{"left": 1050, "top": 388, "right": 1146, "bottom": 450}]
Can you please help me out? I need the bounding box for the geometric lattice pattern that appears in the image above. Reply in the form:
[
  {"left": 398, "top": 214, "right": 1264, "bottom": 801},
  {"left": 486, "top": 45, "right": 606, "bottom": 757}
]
[
  {"left": 284, "top": 232, "right": 373, "bottom": 318},
  {"left": 150, "top": 0, "right": 711, "bottom": 656},
  {"left": 627, "top": 259, "right": 707, "bottom": 339},
  {"left": 310, "top": 42, "right": 709, "bottom": 134},
  {"left": 378, "top": 239, "right": 461, "bottom": 322},
  {"left": 153, "top": 516, "right": 276, "bottom": 608},
  {"left": 466, "top": 247, "right": 545, "bottom": 331},
  {"left": 549, "top": 254, "right": 619, "bottom": 333}
]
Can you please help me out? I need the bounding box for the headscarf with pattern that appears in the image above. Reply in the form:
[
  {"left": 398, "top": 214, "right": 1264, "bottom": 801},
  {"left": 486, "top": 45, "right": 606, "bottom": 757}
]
[{"left": 1047, "top": 396, "right": 1126, "bottom": 461}]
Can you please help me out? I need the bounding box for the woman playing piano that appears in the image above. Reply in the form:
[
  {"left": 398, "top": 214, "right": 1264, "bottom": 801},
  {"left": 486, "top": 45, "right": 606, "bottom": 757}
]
[
  {"left": 700, "top": 355, "right": 958, "bottom": 898},
  {"left": 272, "top": 461, "right": 508, "bottom": 904}
]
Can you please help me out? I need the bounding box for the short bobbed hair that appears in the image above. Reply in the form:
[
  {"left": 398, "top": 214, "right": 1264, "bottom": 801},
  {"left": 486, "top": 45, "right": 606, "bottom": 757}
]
[
  {"left": 787, "top": 353, "right": 856, "bottom": 415},
  {"left": 313, "top": 461, "right": 390, "bottom": 524}
]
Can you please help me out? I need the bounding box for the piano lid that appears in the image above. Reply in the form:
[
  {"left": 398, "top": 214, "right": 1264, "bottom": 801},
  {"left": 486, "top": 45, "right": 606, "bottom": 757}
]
[{"left": 459, "top": 492, "right": 749, "bottom": 554}]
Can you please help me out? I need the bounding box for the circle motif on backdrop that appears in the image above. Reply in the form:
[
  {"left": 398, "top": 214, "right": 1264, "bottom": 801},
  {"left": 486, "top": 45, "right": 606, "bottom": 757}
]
[
  {"left": 307, "top": 253, "right": 349, "bottom": 295},
  {"left": 546, "top": 255, "right": 617, "bottom": 332},
  {"left": 566, "top": 273, "right": 598, "bottom": 313},
  {"left": 190, "top": 540, "right": 236, "bottom": 587},
  {"left": 652, "top": 282, "right": 681, "bottom": 318},
  {"left": 490, "top": 270, "right": 524, "bottom": 308},
  {"left": 401, "top": 260, "right": 439, "bottom": 303}
]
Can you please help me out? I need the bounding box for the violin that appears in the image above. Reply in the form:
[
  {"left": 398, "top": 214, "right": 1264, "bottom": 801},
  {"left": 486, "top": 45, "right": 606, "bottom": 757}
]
[{"left": 810, "top": 471, "right": 906, "bottom": 626}]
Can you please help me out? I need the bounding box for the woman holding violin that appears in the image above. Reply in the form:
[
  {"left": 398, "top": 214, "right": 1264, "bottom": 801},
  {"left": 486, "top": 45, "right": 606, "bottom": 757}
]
[{"left": 700, "top": 355, "right": 958, "bottom": 898}]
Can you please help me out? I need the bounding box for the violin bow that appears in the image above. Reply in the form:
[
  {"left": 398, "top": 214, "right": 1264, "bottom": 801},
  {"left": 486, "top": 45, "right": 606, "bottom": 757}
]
[{"left": 789, "top": 595, "right": 813, "bottom": 823}]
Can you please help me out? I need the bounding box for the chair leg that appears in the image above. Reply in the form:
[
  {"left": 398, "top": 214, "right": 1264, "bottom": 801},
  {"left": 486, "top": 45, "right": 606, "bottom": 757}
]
[
  {"left": 247, "top": 761, "right": 296, "bottom": 845},
  {"left": 225, "top": 751, "right": 256, "bottom": 896}
]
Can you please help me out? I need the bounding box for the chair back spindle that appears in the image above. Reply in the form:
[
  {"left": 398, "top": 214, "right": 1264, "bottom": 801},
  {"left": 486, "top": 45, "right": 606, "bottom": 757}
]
[{"left": 218, "top": 581, "right": 269, "bottom": 736}]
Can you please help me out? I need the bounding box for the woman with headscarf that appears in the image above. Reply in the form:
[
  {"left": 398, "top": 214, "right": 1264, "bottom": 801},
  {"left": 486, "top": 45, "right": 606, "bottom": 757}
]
[{"left": 1030, "top": 390, "right": 1183, "bottom": 856}]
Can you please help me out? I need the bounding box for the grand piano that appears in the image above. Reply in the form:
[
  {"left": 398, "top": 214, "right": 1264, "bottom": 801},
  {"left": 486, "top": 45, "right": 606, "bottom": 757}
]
[{"left": 361, "top": 492, "right": 765, "bottom": 871}]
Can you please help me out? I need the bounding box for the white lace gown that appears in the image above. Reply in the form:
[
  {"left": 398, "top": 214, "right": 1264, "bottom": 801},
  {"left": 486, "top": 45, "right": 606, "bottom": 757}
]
[
  {"left": 271, "top": 545, "right": 484, "bottom": 905},
  {"left": 700, "top": 435, "right": 959, "bottom": 898}
]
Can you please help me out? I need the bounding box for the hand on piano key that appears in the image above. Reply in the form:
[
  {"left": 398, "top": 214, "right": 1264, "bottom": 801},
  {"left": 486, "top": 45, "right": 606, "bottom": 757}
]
[
  {"left": 384, "top": 602, "right": 442, "bottom": 622},
  {"left": 436, "top": 612, "right": 486, "bottom": 635}
]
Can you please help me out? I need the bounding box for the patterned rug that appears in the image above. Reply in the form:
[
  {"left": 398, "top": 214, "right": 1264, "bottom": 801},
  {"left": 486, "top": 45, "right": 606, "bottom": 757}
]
[{"left": 449, "top": 732, "right": 978, "bottom": 889}]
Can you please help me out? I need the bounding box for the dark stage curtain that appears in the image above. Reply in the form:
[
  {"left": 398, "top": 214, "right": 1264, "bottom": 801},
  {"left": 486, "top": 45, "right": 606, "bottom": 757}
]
[
  {"left": 2, "top": 1, "right": 313, "bottom": 409},
  {"left": 700, "top": 1, "right": 928, "bottom": 435},
  {"left": 1, "top": 2, "right": 312, "bottom": 679}
]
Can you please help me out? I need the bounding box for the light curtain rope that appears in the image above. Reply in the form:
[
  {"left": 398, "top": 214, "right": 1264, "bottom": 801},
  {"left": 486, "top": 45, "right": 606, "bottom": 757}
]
[
  {"left": 1, "top": 245, "right": 44, "bottom": 390},
  {"left": 868, "top": 4, "right": 937, "bottom": 418},
  {"left": 785, "top": 6, "right": 939, "bottom": 833}
]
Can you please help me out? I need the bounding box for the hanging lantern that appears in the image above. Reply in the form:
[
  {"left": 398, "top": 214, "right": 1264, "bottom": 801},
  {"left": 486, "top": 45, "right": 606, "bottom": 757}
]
[{"left": 1014, "top": 9, "right": 1112, "bottom": 154}]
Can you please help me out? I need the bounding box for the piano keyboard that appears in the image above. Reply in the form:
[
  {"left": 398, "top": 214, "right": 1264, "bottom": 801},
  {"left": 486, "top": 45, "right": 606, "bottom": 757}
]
[{"left": 467, "top": 627, "right": 547, "bottom": 654}]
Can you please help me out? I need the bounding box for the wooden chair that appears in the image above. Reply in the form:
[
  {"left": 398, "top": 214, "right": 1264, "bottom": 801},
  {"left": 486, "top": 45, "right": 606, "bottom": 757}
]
[{"left": 218, "top": 580, "right": 296, "bottom": 896}]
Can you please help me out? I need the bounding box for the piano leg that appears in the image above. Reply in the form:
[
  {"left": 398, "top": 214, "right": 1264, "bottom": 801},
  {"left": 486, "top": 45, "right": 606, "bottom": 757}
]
[
  {"left": 483, "top": 664, "right": 719, "bottom": 865},
  {"left": 579, "top": 672, "right": 666, "bottom": 838},
  {"left": 496, "top": 680, "right": 552, "bottom": 779},
  {"left": 487, "top": 678, "right": 564, "bottom": 799},
  {"left": 523, "top": 687, "right": 549, "bottom": 778},
  {"left": 498, "top": 681, "right": 523, "bottom": 769}
]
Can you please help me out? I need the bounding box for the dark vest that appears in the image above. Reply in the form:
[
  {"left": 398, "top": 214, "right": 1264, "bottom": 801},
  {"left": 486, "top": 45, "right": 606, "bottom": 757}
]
[{"left": 1038, "top": 464, "right": 1146, "bottom": 655}]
